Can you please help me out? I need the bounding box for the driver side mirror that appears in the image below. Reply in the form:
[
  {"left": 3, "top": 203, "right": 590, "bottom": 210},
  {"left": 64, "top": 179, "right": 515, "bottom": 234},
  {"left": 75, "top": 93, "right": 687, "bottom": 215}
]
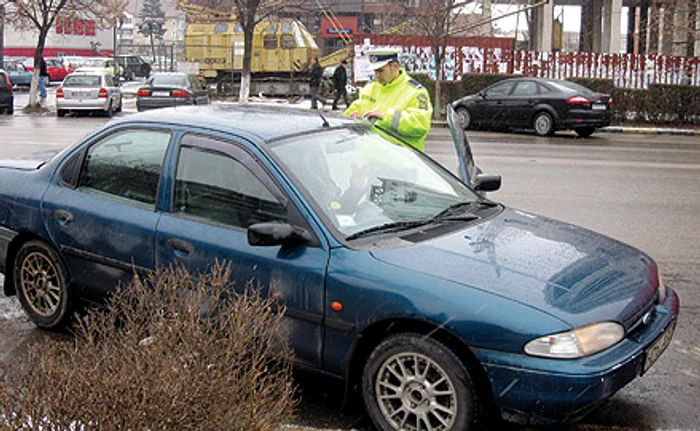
[
  {"left": 473, "top": 174, "right": 501, "bottom": 192},
  {"left": 248, "top": 222, "right": 319, "bottom": 248},
  {"left": 478, "top": 91, "right": 487, "bottom": 99}
]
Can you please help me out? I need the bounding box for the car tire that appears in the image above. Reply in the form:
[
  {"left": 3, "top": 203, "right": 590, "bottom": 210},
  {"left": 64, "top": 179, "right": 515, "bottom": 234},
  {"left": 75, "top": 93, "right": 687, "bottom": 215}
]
[
  {"left": 116, "top": 96, "right": 123, "bottom": 113},
  {"left": 7, "top": 106, "right": 13, "bottom": 115},
  {"left": 105, "top": 101, "right": 113, "bottom": 118},
  {"left": 455, "top": 107, "right": 472, "bottom": 130},
  {"left": 533, "top": 111, "right": 555, "bottom": 136},
  {"left": 56, "top": 109, "right": 66, "bottom": 117},
  {"left": 575, "top": 127, "right": 596, "bottom": 138},
  {"left": 14, "top": 240, "right": 72, "bottom": 330},
  {"left": 362, "top": 333, "right": 482, "bottom": 431}
]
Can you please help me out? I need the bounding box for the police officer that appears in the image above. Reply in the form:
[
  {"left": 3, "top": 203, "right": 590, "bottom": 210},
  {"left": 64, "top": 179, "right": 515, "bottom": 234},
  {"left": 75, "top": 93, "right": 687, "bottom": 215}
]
[{"left": 345, "top": 49, "right": 433, "bottom": 152}]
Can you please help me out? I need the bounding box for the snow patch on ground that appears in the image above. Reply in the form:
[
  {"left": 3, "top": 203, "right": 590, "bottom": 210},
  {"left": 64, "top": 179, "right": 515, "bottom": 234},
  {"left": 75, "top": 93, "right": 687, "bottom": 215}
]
[{"left": 0, "top": 275, "right": 26, "bottom": 321}]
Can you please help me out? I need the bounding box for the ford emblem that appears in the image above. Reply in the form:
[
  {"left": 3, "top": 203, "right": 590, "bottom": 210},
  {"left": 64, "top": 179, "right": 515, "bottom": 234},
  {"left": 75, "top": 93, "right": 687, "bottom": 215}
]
[{"left": 642, "top": 312, "right": 653, "bottom": 325}]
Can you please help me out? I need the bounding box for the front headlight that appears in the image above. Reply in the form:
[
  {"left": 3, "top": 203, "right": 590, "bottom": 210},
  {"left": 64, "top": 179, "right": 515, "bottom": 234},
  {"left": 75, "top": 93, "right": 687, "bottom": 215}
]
[{"left": 524, "top": 322, "right": 625, "bottom": 359}]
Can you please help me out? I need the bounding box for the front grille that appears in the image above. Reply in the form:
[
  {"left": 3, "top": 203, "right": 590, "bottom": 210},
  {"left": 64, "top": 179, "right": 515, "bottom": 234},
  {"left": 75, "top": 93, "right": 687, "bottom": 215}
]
[{"left": 623, "top": 289, "right": 659, "bottom": 334}]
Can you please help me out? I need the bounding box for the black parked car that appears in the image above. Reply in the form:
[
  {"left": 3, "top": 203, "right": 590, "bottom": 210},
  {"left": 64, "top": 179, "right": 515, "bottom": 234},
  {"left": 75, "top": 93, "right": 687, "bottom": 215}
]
[
  {"left": 115, "top": 55, "right": 152, "bottom": 80},
  {"left": 0, "top": 70, "right": 14, "bottom": 114},
  {"left": 452, "top": 77, "right": 612, "bottom": 137},
  {"left": 136, "top": 72, "right": 210, "bottom": 111}
]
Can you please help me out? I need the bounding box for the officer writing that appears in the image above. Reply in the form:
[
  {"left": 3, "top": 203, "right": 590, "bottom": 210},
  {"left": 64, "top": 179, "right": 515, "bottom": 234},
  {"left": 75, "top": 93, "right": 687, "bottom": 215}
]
[{"left": 344, "top": 49, "right": 433, "bottom": 152}]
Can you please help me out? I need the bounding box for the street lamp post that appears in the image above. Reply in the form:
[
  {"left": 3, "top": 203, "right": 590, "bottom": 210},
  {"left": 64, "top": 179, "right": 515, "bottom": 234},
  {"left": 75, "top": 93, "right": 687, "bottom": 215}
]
[{"left": 137, "top": 17, "right": 165, "bottom": 65}]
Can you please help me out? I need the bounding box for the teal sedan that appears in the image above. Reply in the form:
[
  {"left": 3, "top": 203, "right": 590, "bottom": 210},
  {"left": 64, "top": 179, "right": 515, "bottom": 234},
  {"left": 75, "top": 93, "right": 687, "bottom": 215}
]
[
  {"left": 0, "top": 105, "right": 679, "bottom": 430},
  {"left": 2, "top": 61, "right": 33, "bottom": 87}
]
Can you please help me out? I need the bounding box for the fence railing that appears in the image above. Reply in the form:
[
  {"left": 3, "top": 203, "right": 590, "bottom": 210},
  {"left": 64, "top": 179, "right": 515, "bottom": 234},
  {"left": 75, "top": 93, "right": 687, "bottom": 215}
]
[{"left": 355, "top": 42, "right": 700, "bottom": 88}]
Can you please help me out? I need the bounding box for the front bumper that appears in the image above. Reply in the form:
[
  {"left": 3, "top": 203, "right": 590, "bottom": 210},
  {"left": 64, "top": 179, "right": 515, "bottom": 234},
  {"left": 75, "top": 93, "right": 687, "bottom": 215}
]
[{"left": 477, "top": 287, "right": 679, "bottom": 425}]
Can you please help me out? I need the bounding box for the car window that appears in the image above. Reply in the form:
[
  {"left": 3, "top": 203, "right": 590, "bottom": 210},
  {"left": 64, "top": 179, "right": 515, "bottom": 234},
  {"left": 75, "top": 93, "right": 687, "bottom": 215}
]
[
  {"left": 548, "top": 80, "right": 597, "bottom": 96},
  {"left": 105, "top": 75, "right": 115, "bottom": 87},
  {"left": 0, "top": 73, "right": 7, "bottom": 86},
  {"left": 78, "top": 129, "right": 171, "bottom": 207},
  {"left": 63, "top": 75, "right": 102, "bottom": 87},
  {"left": 512, "top": 81, "right": 538, "bottom": 96},
  {"left": 173, "top": 140, "right": 286, "bottom": 229},
  {"left": 151, "top": 75, "right": 187, "bottom": 87},
  {"left": 271, "top": 128, "right": 479, "bottom": 237},
  {"left": 484, "top": 82, "right": 513, "bottom": 97}
]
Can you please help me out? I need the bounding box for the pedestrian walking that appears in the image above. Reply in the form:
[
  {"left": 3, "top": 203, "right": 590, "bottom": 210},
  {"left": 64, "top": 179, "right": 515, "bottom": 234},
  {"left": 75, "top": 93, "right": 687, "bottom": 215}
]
[
  {"left": 332, "top": 60, "right": 349, "bottom": 110},
  {"left": 309, "top": 57, "right": 324, "bottom": 109}
]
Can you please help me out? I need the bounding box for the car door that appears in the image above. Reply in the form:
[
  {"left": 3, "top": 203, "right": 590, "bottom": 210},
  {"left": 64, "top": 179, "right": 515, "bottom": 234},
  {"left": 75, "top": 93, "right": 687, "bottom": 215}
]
[
  {"left": 507, "top": 80, "right": 541, "bottom": 128},
  {"left": 472, "top": 80, "right": 514, "bottom": 128},
  {"left": 155, "top": 132, "right": 328, "bottom": 368},
  {"left": 41, "top": 127, "right": 172, "bottom": 302}
]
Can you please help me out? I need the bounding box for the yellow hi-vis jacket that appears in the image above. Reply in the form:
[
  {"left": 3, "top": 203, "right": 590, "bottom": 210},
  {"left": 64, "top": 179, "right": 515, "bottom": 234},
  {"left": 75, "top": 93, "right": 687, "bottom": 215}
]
[{"left": 344, "top": 69, "right": 433, "bottom": 152}]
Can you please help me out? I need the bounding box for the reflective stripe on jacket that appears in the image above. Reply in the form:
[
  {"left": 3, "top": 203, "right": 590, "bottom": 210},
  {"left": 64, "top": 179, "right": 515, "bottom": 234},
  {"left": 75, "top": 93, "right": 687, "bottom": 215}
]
[{"left": 344, "top": 69, "right": 433, "bottom": 152}]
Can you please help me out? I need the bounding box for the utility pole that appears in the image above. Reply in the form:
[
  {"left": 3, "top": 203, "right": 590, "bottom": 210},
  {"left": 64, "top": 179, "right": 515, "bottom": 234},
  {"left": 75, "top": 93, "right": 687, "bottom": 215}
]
[{"left": 0, "top": 5, "right": 5, "bottom": 67}]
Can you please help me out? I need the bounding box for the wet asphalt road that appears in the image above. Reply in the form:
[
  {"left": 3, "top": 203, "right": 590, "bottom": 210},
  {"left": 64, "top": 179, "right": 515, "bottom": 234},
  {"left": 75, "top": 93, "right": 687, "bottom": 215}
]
[{"left": 1, "top": 93, "right": 699, "bottom": 430}]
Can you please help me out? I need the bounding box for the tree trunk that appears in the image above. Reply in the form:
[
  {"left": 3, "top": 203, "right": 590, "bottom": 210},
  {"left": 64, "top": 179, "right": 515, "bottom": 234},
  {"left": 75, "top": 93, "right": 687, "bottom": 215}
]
[
  {"left": 28, "top": 31, "right": 48, "bottom": 107},
  {"left": 238, "top": 18, "right": 255, "bottom": 103}
]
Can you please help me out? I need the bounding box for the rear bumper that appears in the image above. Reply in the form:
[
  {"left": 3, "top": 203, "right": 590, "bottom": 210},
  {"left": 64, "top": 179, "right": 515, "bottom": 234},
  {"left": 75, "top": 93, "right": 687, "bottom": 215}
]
[
  {"left": 477, "top": 287, "right": 679, "bottom": 425},
  {"left": 560, "top": 109, "right": 611, "bottom": 129},
  {"left": 56, "top": 99, "right": 111, "bottom": 111},
  {"left": 137, "top": 97, "right": 193, "bottom": 111}
]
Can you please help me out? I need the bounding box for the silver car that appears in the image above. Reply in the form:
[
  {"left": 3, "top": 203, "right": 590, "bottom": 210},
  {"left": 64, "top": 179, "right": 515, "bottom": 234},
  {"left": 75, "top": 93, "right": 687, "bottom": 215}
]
[{"left": 56, "top": 72, "right": 122, "bottom": 117}]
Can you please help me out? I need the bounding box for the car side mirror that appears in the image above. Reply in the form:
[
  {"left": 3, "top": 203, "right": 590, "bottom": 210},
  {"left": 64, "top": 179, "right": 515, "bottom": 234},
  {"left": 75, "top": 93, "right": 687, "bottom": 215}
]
[
  {"left": 248, "top": 222, "right": 318, "bottom": 247},
  {"left": 473, "top": 174, "right": 501, "bottom": 192}
]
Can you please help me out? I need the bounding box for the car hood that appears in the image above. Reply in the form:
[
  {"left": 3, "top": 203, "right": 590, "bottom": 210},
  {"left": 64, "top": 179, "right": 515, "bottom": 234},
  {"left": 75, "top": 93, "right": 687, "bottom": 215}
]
[
  {"left": 370, "top": 207, "right": 658, "bottom": 328},
  {"left": 0, "top": 154, "right": 54, "bottom": 170}
]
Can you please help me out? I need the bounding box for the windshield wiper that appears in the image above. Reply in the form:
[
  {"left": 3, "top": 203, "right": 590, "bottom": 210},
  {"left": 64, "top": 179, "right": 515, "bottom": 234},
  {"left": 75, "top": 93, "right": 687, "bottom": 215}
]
[
  {"left": 430, "top": 201, "right": 478, "bottom": 220},
  {"left": 346, "top": 220, "right": 432, "bottom": 241}
]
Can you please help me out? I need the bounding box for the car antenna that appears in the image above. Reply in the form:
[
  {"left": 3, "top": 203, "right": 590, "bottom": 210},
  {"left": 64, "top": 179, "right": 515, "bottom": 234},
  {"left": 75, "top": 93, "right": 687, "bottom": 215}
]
[{"left": 319, "top": 113, "right": 330, "bottom": 128}]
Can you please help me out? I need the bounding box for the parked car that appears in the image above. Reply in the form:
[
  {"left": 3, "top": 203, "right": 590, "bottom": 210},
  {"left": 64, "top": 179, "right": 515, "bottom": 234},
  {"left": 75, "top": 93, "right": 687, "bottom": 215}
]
[
  {"left": 74, "top": 57, "right": 122, "bottom": 78},
  {"left": 115, "top": 55, "right": 152, "bottom": 80},
  {"left": 0, "top": 70, "right": 14, "bottom": 114},
  {"left": 0, "top": 105, "right": 678, "bottom": 430},
  {"left": 2, "top": 61, "right": 32, "bottom": 88},
  {"left": 55, "top": 72, "right": 122, "bottom": 117},
  {"left": 45, "top": 57, "right": 72, "bottom": 82},
  {"left": 55, "top": 56, "right": 87, "bottom": 71},
  {"left": 452, "top": 77, "right": 612, "bottom": 137},
  {"left": 136, "top": 72, "right": 210, "bottom": 111}
]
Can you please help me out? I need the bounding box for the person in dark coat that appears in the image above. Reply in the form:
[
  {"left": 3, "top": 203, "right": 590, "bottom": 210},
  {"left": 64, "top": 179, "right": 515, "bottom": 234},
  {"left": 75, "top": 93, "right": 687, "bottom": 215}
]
[
  {"left": 309, "top": 57, "right": 324, "bottom": 109},
  {"left": 39, "top": 56, "right": 49, "bottom": 100},
  {"left": 332, "top": 60, "right": 349, "bottom": 110}
]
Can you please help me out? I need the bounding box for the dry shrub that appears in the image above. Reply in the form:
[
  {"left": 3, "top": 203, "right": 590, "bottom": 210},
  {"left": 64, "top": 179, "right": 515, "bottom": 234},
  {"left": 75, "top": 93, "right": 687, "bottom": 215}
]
[{"left": 0, "top": 262, "right": 296, "bottom": 430}]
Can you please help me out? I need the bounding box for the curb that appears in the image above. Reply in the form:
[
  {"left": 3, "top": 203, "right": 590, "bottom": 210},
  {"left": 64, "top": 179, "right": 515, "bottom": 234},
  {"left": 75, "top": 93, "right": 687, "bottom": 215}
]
[{"left": 430, "top": 121, "right": 700, "bottom": 136}]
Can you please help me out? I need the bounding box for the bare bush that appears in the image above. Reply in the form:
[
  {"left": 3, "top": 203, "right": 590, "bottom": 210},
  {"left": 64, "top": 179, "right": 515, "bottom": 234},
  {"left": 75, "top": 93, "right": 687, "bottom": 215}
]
[{"left": 0, "top": 262, "right": 296, "bottom": 430}]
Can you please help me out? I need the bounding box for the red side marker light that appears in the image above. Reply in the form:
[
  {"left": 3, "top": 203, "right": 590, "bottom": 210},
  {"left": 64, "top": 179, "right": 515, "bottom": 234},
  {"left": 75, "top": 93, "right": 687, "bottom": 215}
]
[{"left": 331, "top": 302, "right": 343, "bottom": 312}]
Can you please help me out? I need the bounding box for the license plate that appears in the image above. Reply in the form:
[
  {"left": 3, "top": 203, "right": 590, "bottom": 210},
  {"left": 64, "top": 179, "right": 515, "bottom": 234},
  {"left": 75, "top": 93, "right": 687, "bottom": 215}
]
[
  {"left": 152, "top": 91, "right": 170, "bottom": 97},
  {"left": 592, "top": 104, "right": 607, "bottom": 110},
  {"left": 643, "top": 319, "right": 676, "bottom": 374}
]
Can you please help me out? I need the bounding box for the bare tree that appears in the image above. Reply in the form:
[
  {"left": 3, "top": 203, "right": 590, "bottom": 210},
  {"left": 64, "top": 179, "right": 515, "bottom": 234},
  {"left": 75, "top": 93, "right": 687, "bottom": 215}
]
[
  {"left": 401, "top": 0, "right": 471, "bottom": 119},
  {"left": 1, "top": 0, "right": 126, "bottom": 108},
  {"left": 229, "top": 0, "right": 306, "bottom": 103}
]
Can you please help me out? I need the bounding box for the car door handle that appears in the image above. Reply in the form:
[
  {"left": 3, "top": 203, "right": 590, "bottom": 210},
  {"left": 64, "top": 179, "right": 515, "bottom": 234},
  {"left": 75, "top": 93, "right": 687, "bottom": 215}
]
[
  {"left": 53, "top": 209, "right": 74, "bottom": 224},
  {"left": 166, "top": 238, "right": 195, "bottom": 256}
]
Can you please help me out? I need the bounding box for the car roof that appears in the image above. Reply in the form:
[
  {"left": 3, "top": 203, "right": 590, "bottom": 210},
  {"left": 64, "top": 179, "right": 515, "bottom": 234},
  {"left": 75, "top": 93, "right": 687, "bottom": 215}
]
[{"left": 112, "top": 104, "right": 357, "bottom": 142}]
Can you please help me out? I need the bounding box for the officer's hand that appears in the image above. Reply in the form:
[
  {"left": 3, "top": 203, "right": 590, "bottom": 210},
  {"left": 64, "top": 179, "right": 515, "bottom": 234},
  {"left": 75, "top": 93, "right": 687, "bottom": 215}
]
[
  {"left": 349, "top": 111, "right": 362, "bottom": 119},
  {"left": 364, "top": 110, "right": 384, "bottom": 121}
]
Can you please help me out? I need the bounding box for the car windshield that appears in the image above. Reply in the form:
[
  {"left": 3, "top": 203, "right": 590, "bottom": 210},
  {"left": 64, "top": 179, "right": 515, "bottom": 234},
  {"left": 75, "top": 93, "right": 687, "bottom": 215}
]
[
  {"left": 548, "top": 80, "right": 597, "bottom": 96},
  {"left": 63, "top": 75, "right": 101, "bottom": 87},
  {"left": 270, "top": 127, "right": 479, "bottom": 238},
  {"left": 151, "top": 75, "right": 187, "bottom": 87},
  {"left": 83, "top": 59, "right": 108, "bottom": 67}
]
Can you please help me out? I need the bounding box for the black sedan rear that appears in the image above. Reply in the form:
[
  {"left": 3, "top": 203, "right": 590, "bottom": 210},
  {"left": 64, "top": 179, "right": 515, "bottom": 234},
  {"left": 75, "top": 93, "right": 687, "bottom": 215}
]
[
  {"left": 452, "top": 77, "right": 612, "bottom": 137},
  {"left": 136, "top": 72, "right": 210, "bottom": 112}
]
